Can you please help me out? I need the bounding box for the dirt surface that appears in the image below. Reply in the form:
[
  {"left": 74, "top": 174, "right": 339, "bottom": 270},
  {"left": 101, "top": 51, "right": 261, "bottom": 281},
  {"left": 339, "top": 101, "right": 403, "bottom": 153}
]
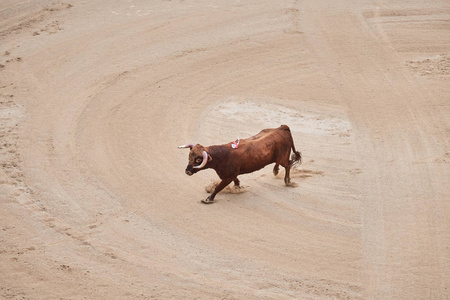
[{"left": 1, "top": 0, "right": 449, "bottom": 299}]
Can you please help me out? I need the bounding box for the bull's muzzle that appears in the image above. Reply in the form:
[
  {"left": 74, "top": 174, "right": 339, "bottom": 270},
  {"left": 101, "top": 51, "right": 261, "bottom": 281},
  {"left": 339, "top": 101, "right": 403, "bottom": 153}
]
[{"left": 185, "top": 164, "right": 197, "bottom": 176}]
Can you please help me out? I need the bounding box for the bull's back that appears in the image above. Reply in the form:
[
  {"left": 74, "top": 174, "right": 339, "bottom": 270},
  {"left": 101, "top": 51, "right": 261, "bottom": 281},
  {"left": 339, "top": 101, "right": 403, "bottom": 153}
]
[
  {"left": 233, "top": 125, "right": 292, "bottom": 174},
  {"left": 242, "top": 125, "right": 289, "bottom": 142}
]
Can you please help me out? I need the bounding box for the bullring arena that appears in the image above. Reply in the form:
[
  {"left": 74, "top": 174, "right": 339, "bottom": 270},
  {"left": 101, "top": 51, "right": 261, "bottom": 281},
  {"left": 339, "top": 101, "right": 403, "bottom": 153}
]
[{"left": 1, "top": 0, "right": 449, "bottom": 299}]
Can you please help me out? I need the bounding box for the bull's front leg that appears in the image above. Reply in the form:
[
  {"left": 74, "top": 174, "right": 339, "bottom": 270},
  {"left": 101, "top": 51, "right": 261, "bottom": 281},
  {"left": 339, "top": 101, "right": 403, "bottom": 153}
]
[
  {"left": 233, "top": 178, "right": 240, "bottom": 188},
  {"left": 202, "top": 177, "right": 234, "bottom": 204}
]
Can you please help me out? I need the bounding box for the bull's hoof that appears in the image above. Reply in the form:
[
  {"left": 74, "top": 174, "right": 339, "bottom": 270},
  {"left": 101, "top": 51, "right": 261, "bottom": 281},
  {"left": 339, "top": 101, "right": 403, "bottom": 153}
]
[
  {"left": 201, "top": 196, "right": 215, "bottom": 204},
  {"left": 201, "top": 199, "right": 215, "bottom": 204},
  {"left": 285, "top": 181, "right": 298, "bottom": 187}
]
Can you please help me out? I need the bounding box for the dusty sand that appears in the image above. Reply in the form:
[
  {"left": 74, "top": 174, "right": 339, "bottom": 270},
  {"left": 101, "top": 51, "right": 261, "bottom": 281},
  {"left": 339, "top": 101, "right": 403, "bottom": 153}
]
[{"left": 1, "top": 0, "right": 449, "bottom": 299}]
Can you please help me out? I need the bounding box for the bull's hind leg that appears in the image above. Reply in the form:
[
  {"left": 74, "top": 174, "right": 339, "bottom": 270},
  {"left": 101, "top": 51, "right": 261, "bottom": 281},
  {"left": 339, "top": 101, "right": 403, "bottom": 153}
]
[
  {"left": 284, "top": 165, "right": 291, "bottom": 186},
  {"left": 273, "top": 164, "right": 280, "bottom": 176},
  {"left": 202, "top": 177, "right": 234, "bottom": 204},
  {"left": 280, "top": 155, "right": 297, "bottom": 187},
  {"left": 283, "top": 165, "right": 298, "bottom": 187}
]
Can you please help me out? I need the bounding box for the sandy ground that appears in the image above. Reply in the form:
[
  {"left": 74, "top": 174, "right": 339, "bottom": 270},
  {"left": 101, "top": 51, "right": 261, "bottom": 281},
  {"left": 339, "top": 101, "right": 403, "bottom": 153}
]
[{"left": 0, "top": 0, "right": 449, "bottom": 299}]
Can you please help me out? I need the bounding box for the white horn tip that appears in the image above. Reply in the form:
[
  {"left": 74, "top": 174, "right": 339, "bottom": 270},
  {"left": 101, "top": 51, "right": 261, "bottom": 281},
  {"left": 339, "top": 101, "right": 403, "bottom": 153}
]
[{"left": 178, "top": 144, "right": 194, "bottom": 149}]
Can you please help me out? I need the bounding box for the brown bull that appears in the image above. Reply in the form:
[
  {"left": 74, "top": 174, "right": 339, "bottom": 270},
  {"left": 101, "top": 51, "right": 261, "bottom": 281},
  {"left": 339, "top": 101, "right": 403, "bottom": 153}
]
[{"left": 179, "top": 125, "right": 302, "bottom": 204}]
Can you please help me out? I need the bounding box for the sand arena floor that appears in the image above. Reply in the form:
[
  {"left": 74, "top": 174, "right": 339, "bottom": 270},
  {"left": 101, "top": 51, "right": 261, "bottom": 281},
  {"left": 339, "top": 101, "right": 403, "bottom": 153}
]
[{"left": 1, "top": 0, "right": 449, "bottom": 299}]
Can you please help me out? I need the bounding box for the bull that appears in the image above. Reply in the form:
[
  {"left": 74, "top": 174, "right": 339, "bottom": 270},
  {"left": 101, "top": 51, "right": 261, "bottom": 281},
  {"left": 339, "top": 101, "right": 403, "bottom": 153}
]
[{"left": 179, "top": 125, "right": 302, "bottom": 204}]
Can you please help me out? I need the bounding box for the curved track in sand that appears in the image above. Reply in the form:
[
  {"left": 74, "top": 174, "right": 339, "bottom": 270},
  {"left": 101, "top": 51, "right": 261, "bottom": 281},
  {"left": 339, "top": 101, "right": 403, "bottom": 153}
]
[{"left": 1, "top": 1, "right": 449, "bottom": 299}]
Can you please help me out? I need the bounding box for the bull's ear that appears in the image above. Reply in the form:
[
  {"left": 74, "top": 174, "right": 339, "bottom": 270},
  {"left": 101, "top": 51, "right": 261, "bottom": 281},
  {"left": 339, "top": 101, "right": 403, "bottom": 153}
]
[
  {"left": 208, "top": 153, "right": 212, "bottom": 162},
  {"left": 178, "top": 144, "right": 194, "bottom": 149}
]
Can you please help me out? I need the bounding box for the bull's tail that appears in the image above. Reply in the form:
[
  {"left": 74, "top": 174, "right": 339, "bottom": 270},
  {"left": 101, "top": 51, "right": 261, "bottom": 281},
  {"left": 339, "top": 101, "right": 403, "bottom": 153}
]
[
  {"left": 282, "top": 125, "right": 302, "bottom": 168},
  {"left": 290, "top": 150, "right": 302, "bottom": 168}
]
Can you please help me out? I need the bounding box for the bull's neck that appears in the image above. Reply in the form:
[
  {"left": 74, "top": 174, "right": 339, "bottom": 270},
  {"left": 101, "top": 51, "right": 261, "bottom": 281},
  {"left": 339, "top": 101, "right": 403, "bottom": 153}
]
[{"left": 207, "top": 145, "right": 230, "bottom": 168}]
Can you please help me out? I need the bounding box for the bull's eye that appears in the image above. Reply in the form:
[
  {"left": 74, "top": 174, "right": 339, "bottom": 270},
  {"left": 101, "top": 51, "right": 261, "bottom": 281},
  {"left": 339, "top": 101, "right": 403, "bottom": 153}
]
[{"left": 195, "top": 158, "right": 202, "bottom": 164}]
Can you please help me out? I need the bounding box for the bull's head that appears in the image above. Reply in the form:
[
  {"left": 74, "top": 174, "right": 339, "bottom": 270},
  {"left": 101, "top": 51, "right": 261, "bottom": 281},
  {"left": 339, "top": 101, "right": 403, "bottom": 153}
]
[{"left": 178, "top": 144, "right": 212, "bottom": 176}]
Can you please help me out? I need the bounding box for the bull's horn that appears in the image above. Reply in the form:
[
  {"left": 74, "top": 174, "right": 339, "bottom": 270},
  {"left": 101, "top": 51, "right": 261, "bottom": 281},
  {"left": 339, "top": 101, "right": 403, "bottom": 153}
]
[
  {"left": 193, "top": 151, "right": 208, "bottom": 169},
  {"left": 178, "top": 144, "right": 194, "bottom": 149}
]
